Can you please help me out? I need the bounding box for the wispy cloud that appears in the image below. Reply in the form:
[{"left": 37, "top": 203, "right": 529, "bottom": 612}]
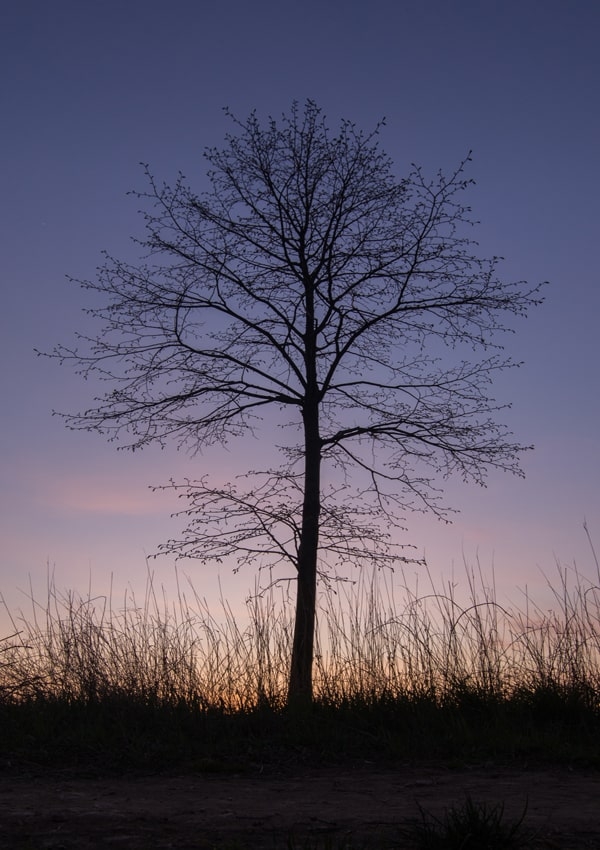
[{"left": 39, "top": 472, "right": 174, "bottom": 517}]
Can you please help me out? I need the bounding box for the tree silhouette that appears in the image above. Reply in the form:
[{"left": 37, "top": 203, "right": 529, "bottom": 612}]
[{"left": 53, "top": 101, "right": 544, "bottom": 705}]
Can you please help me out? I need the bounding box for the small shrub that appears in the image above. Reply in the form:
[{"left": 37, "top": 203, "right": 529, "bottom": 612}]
[{"left": 398, "top": 796, "right": 530, "bottom": 849}]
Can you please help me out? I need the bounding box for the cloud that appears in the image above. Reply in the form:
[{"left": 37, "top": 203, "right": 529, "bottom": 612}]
[{"left": 44, "top": 472, "right": 176, "bottom": 517}]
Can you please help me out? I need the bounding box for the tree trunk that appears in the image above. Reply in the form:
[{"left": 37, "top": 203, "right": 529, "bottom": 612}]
[
  {"left": 287, "top": 402, "right": 321, "bottom": 708},
  {"left": 288, "top": 281, "right": 321, "bottom": 708}
]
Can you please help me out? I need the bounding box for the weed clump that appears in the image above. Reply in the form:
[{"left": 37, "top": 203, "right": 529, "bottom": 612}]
[{"left": 398, "top": 797, "right": 531, "bottom": 849}]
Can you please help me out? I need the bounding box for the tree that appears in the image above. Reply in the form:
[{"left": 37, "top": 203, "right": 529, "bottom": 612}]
[{"left": 53, "top": 101, "right": 544, "bottom": 706}]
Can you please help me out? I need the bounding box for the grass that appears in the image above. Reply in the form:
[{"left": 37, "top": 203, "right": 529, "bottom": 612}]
[
  {"left": 397, "top": 797, "right": 532, "bottom": 849},
  {"left": 0, "top": 542, "right": 599, "bottom": 773}
]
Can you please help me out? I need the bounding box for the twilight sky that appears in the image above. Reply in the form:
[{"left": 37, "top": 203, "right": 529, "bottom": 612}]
[{"left": 1, "top": 0, "right": 599, "bottom": 629}]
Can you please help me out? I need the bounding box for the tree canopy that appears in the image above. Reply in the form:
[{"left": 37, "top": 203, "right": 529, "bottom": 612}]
[{"left": 53, "top": 101, "right": 544, "bottom": 704}]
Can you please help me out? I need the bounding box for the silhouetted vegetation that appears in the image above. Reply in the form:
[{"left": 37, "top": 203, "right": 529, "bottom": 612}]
[
  {"left": 1, "top": 550, "right": 598, "bottom": 775},
  {"left": 48, "top": 100, "right": 544, "bottom": 704},
  {"left": 397, "top": 797, "right": 532, "bottom": 849}
]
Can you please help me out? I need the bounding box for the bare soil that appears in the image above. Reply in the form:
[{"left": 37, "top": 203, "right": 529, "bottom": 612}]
[{"left": 0, "top": 764, "right": 598, "bottom": 848}]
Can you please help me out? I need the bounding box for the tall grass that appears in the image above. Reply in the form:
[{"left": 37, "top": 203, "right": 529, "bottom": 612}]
[
  {"left": 2, "top": 557, "right": 600, "bottom": 710},
  {"left": 1, "top": 549, "right": 599, "bottom": 768},
  {"left": 316, "top": 558, "right": 600, "bottom": 706},
  {"left": 0, "top": 570, "right": 291, "bottom": 710}
]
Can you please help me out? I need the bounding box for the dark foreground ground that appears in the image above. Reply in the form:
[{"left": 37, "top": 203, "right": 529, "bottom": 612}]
[{"left": 1, "top": 763, "right": 599, "bottom": 849}]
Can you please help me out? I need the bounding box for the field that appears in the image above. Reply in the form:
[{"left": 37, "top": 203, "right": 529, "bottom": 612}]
[{"left": 1, "top": 550, "right": 599, "bottom": 848}]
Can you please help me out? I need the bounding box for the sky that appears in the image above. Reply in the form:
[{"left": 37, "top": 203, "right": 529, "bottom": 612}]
[{"left": 1, "top": 0, "right": 599, "bottom": 632}]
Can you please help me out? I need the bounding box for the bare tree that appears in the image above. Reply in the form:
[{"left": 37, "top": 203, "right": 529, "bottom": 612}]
[{"left": 52, "top": 101, "right": 544, "bottom": 706}]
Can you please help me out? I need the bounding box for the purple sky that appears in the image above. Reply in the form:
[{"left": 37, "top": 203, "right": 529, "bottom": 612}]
[{"left": 1, "top": 1, "right": 599, "bottom": 629}]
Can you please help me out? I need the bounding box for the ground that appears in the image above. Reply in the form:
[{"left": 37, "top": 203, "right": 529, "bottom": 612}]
[{"left": 1, "top": 764, "right": 599, "bottom": 848}]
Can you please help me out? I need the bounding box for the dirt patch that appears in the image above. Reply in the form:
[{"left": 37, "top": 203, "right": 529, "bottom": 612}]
[{"left": 0, "top": 764, "right": 598, "bottom": 848}]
